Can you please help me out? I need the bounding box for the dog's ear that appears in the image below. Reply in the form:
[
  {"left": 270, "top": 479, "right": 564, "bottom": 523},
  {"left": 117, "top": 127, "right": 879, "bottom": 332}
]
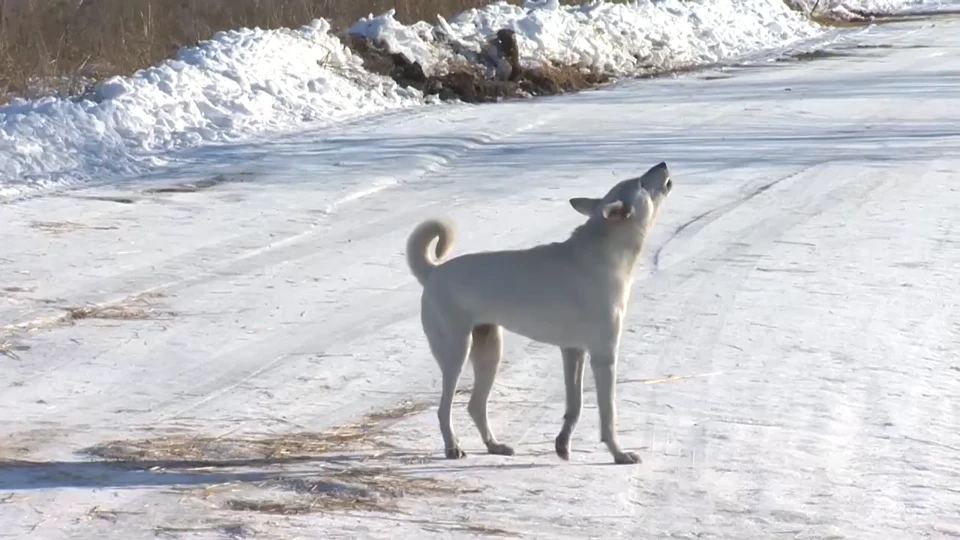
[
  {"left": 601, "top": 200, "right": 633, "bottom": 222},
  {"left": 639, "top": 162, "right": 671, "bottom": 193},
  {"left": 569, "top": 197, "right": 601, "bottom": 216}
]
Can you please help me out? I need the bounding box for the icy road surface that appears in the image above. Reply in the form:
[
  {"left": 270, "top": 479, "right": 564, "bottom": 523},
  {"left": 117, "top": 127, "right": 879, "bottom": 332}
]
[{"left": 2, "top": 12, "right": 960, "bottom": 540}]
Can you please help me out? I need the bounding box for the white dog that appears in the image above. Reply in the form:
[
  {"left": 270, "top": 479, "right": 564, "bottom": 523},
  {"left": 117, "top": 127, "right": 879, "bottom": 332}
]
[{"left": 406, "top": 162, "right": 672, "bottom": 464}]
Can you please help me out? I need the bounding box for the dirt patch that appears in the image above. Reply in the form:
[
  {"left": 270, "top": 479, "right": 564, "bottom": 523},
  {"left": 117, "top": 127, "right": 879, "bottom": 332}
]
[
  {"left": 67, "top": 195, "right": 139, "bottom": 205},
  {"left": 142, "top": 173, "right": 257, "bottom": 194},
  {"left": 344, "top": 31, "right": 611, "bottom": 104},
  {"left": 82, "top": 399, "right": 430, "bottom": 463},
  {"left": 779, "top": 49, "right": 855, "bottom": 62}
]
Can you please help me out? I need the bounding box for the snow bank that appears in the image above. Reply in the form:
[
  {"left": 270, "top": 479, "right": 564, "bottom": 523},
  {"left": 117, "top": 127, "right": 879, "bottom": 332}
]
[
  {"left": 0, "top": 20, "right": 422, "bottom": 200},
  {"left": 349, "top": 0, "right": 823, "bottom": 78}
]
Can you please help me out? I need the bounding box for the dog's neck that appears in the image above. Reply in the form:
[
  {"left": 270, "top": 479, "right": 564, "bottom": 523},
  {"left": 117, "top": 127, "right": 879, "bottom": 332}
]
[{"left": 567, "top": 217, "right": 649, "bottom": 278}]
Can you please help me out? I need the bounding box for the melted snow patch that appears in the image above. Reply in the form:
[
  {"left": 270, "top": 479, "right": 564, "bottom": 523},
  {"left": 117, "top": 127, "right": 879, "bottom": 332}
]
[{"left": 0, "top": 19, "right": 422, "bottom": 200}]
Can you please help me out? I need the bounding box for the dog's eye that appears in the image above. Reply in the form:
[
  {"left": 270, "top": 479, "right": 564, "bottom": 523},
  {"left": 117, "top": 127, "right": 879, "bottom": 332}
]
[{"left": 665, "top": 179, "right": 673, "bottom": 191}]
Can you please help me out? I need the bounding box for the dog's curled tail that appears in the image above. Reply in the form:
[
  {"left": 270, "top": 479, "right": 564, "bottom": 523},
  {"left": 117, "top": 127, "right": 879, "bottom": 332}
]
[{"left": 406, "top": 218, "right": 455, "bottom": 286}]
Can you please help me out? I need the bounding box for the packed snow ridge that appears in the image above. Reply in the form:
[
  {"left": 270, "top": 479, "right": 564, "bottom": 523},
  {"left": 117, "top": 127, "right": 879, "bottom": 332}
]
[{"left": 0, "top": 0, "right": 935, "bottom": 200}]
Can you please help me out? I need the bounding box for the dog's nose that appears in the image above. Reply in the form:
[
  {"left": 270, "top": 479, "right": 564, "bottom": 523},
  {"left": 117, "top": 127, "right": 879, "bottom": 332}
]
[{"left": 655, "top": 162, "right": 668, "bottom": 170}]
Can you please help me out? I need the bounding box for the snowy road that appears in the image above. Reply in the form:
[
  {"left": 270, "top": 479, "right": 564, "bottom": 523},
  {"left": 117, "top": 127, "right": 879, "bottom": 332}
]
[{"left": 2, "top": 13, "right": 960, "bottom": 540}]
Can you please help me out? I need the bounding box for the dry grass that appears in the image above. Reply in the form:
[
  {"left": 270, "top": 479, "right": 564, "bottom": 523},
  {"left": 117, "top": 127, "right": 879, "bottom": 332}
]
[
  {"left": 83, "top": 399, "right": 429, "bottom": 463},
  {"left": 220, "top": 467, "right": 467, "bottom": 514},
  {"left": 68, "top": 291, "right": 171, "bottom": 321},
  {"left": 518, "top": 60, "right": 611, "bottom": 96},
  {"left": 0, "top": 440, "right": 30, "bottom": 459},
  {"left": 0, "top": 340, "right": 29, "bottom": 360},
  {"left": 64, "top": 293, "right": 173, "bottom": 322},
  {"left": 65, "top": 305, "right": 156, "bottom": 320},
  {"left": 84, "top": 427, "right": 370, "bottom": 463},
  {"left": 1, "top": 292, "right": 172, "bottom": 343},
  {"left": 81, "top": 399, "right": 454, "bottom": 516}
]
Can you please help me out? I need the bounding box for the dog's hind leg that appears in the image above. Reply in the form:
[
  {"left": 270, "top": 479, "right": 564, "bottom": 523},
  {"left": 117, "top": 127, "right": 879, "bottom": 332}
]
[
  {"left": 555, "top": 347, "right": 586, "bottom": 460},
  {"left": 437, "top": 332, "right": 471, "bottom": 459},
  {"left": 423, "top": 303, "right": 472, "bottom": 459},
  {"left": 468, "top": 324, "right": 514, "bottom": 456}
]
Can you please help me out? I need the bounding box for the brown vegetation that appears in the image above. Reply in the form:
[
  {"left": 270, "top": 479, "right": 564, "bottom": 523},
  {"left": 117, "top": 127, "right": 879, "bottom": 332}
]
[{"left": 345, "top": 29, "right": 611, "bottom": 103}]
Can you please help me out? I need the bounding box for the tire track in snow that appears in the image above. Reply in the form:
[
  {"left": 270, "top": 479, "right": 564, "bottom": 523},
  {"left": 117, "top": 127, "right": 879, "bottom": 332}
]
[{"left": 651, "top": 166, "right": 814, "bottom": 272}]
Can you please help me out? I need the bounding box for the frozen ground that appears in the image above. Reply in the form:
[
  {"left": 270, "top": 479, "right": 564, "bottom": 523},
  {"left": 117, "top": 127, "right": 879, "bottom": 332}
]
[{"left": 2, "top": 7, "right": 960, "bottom": 540}]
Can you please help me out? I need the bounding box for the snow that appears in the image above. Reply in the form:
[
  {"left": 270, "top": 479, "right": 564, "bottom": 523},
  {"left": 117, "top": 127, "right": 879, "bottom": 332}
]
[
  {"left": 0, "top": 19, "right": 422, "bottom": 200},
  {"left": 1, "top": 0, "right": 940, "bottom": 201},
  {"left": 2, "top": 6, "right": 960, "bottom": 539}
]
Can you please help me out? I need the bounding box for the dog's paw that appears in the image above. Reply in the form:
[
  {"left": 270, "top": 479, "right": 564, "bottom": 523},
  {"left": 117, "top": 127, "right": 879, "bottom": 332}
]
[
  {"left": 555, "top": 434, "right": 571, "bottom": 461},
  {"left": 613, "top": 451, "right": 642, "bottom": 465},
  {"left": 486, "top": 442, "right": 515, "bottom": 456},
  {"left": 445, "top": 447, "right": 467, "bottom": 460}
]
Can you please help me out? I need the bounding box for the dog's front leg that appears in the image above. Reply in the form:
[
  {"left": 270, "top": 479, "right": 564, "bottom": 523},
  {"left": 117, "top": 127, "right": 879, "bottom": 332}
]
[
  {"left": 589, "top": 348, "right": 641, "bottom": 465},
  {"left": 555, "top": 347, "right": 586, "bottom": 460}
]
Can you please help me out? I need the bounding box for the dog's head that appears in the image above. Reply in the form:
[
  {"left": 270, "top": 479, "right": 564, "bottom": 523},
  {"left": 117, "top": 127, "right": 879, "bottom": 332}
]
[{"left": 569, "top": 162, "right": 673, "bottom": 230}]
